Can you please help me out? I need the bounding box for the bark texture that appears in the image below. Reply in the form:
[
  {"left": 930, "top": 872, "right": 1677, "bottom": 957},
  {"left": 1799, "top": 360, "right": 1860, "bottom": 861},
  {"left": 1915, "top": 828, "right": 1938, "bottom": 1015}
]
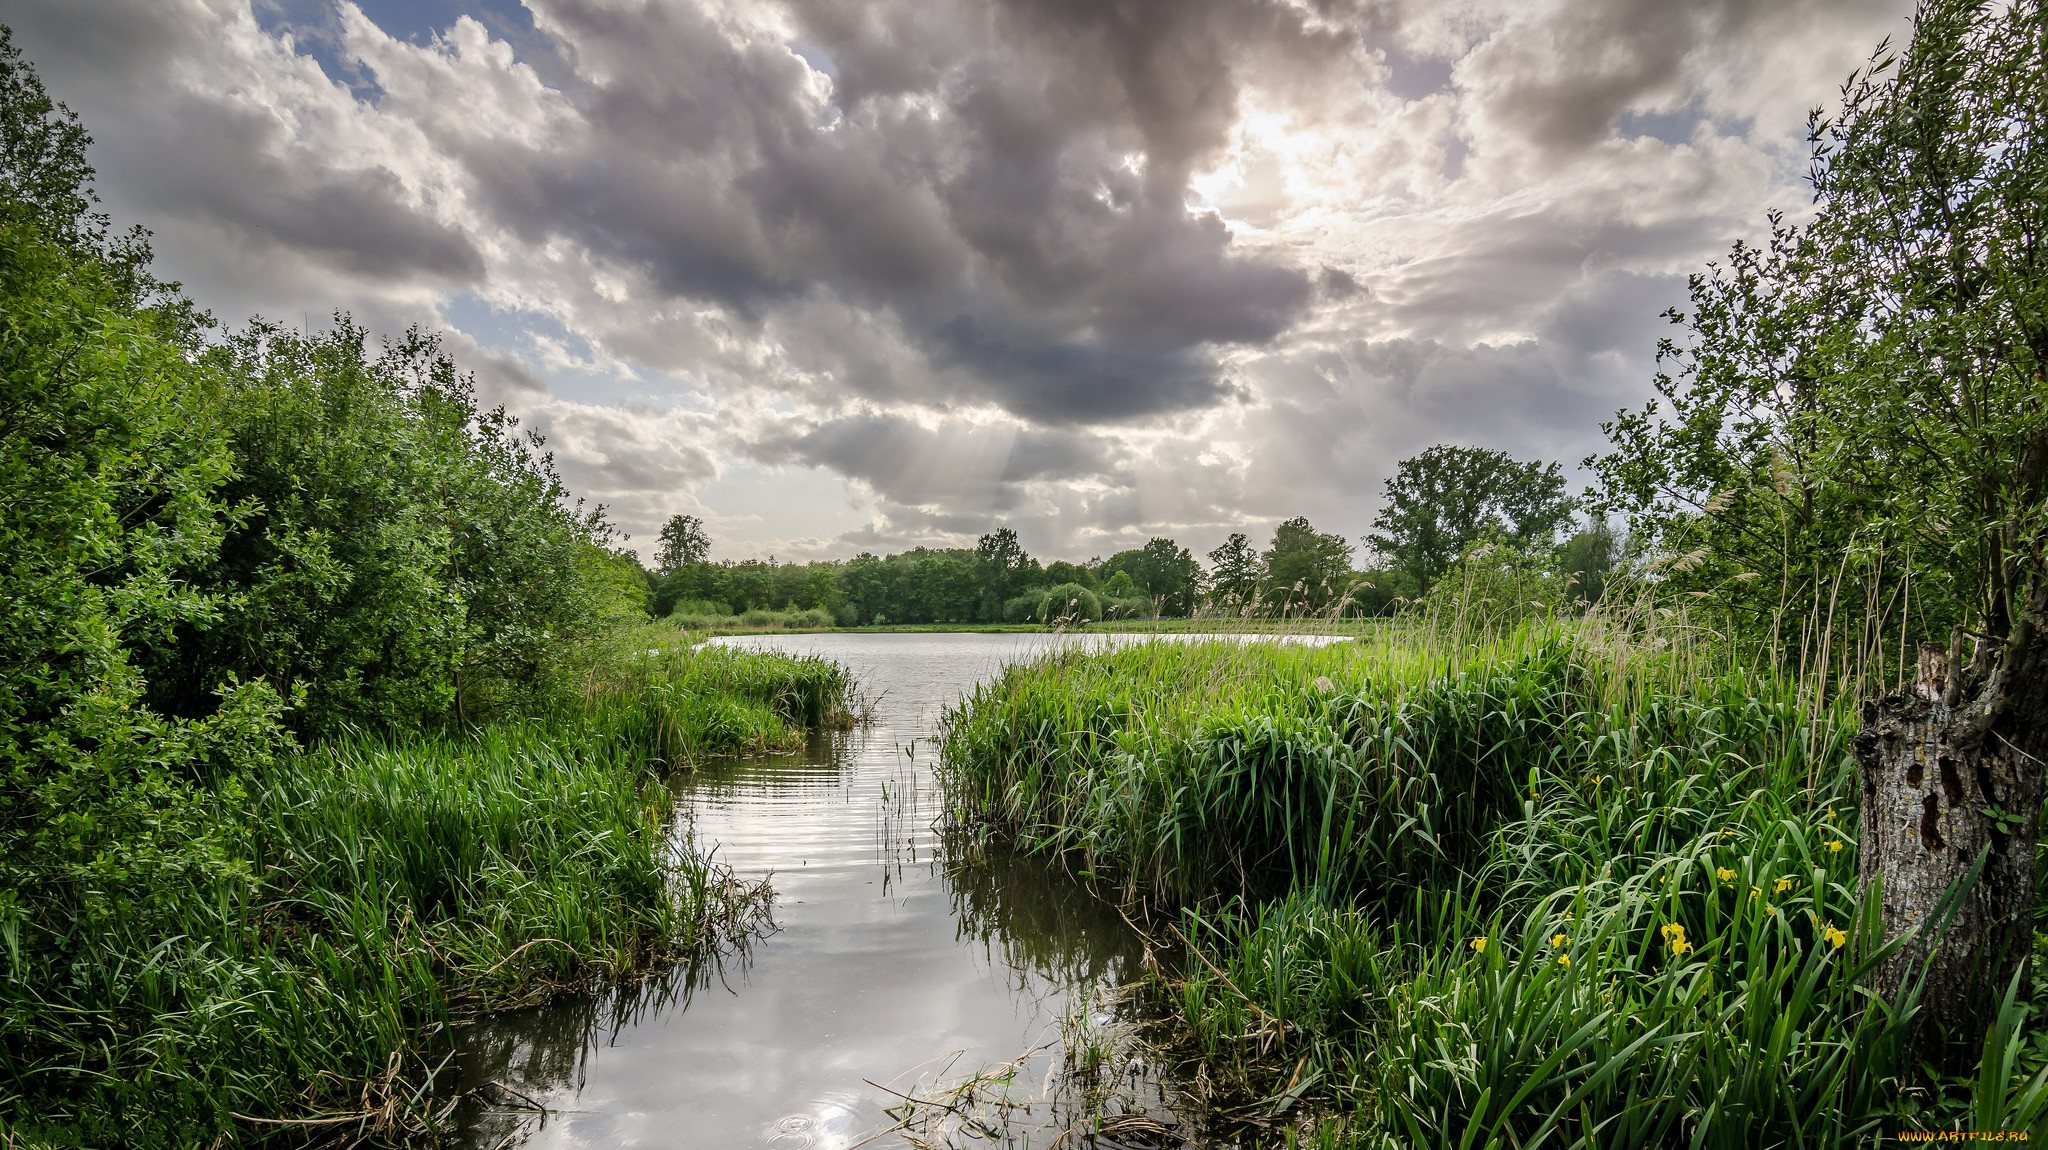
[{"left": 1856, "top": 641, "right": 2047, "bottom": 1053}]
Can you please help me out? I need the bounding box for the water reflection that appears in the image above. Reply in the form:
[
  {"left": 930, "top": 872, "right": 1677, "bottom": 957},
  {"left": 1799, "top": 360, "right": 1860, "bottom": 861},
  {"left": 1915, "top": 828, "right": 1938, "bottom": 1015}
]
[
  {"left": 457, "top": 920, "right": 780, "bottom": 1144},
  {"left": 947, "top": 841, "right": 1139, "bottom": 993}
]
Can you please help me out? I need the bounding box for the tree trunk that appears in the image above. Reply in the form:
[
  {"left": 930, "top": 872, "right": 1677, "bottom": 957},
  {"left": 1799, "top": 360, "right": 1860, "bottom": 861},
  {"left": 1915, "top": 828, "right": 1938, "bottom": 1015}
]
[{"left": 1856, "top": 642, "right": 2046, "bottom": 1060}]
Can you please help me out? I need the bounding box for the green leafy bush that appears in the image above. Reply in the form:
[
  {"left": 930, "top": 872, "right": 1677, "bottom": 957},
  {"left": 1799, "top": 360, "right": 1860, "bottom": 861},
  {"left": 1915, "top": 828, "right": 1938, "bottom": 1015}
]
[{"left": 1040, "top": 582, "right": 1102, "bottom": 623}]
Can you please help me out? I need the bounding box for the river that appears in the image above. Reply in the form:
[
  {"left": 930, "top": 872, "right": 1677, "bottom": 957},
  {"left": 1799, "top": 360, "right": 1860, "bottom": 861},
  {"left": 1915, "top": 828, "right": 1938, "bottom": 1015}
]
[{"left": 455, "top": 631, "right": 1337, "bottom": 1149}]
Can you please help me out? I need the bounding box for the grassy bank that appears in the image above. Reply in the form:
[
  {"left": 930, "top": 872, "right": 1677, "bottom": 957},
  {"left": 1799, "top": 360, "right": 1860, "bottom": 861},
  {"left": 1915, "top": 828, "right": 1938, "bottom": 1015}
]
[
  {"left": 3, "top": 643, "right": 850, "bottom": 1147},
  {"left": 631, "top": 616, "right": 1388, "bottom": 641},
  {"left": 938, "top": 622, "right": 2048, "bottom": 1143}
]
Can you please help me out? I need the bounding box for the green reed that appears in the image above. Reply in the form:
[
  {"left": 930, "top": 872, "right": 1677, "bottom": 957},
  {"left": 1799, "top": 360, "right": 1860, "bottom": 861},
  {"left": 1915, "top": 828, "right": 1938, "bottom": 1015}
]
[
  {"left": 3, "top": 643, "right": 849, "bottom": 1147},
  {"left": 937, "top": 622, "right": 2048, "bottom": 1144}
]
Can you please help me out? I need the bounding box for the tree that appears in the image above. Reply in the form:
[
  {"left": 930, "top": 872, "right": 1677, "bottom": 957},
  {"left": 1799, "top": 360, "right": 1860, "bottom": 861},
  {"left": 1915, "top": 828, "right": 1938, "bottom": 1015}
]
[
  {"left": 1557, "top": 518, "right": 1619, "bottom": 608},
  {"left": 1263, "top": 517, "right": 1355, "bottom": 615},
  {"left": 1370, "top": 446, "right": 1573, "bottom": 589},
  {"left": 146, "top": 321, "right": 615, "bottom": 733},
  {"left": 1044, "top": 560, "right": 1097, "bottom": 591},
  {"left": 1206, "top": 533, "right": 1263, "bottom": 613},
  {"left": 910, "top": 549, "right": 980, "bottom": 622},
  {"left": 1368, "top": 445, "right": 1573, "bottom": 593},
  {"left": 975, "top": 527, "right": 1029, "bottom": 620},
  {"left": 1591, "top": 0, "right": 2048, "bottom": 1056},
  {"left": 655, "top": 513, "right": 710, "bottom": 574},
  {"left": 1101, "top": 537, "right": 1202, "bottom": 616}
]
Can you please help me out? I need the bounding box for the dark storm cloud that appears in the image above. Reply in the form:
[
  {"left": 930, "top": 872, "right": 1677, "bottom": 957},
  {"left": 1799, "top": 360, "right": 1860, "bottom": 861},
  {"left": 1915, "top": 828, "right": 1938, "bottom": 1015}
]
[
  {"left": 428, "top": 0, "right": 1330, "bottom": 420},
  {"left": 753, "top": 410, "right": 1124, "bottom": 510}
]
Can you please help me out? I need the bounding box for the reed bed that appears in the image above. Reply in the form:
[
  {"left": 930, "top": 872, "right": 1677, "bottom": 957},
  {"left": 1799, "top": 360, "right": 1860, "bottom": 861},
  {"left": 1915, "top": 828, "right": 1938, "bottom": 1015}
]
[
  {"left": 936, "top": 618, "right": 2048, "bottom": 1144},
  {"left": 3, "top": 643, "right": 849, "bottom": 1147}
]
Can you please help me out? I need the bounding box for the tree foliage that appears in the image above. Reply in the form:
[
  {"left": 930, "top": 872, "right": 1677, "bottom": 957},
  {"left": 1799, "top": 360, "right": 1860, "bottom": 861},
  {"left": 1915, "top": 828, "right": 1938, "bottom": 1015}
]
[
  {"left": 1263, "top": 516, "right": 1355, "bottom": 615},
  {"left": 132, "top": 321, "right": 619, "bottom": 736},
  {"left": 1206, "top": 532, "right": 1262, "bottom": 612},
  {"left": 1101, "top": 537, "right": 1202, "bottom": 615},
  {"left": 1591, "top": 0, "right": 2048, "bottom": 677},
  {"left": 1369, "top": 445, "right": 1573, "bottom": 593},
  {"left": 655, "top": 513, "right": 710, "bottom": 573}
]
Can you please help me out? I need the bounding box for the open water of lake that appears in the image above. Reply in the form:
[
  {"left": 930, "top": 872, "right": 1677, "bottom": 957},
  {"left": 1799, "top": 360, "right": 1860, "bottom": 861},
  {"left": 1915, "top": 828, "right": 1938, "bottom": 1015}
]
[{"left": 455, "top": 631, "right": 1341, "bottom": 1149}]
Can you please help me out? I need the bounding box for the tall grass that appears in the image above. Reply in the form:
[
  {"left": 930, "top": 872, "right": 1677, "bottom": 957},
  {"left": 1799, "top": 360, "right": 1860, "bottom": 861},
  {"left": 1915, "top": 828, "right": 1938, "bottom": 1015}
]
[
  {"left": 3, "top": 642, "right": 849, "bottom": 1147},
  {"left": 937, "top": 619, "right": 2048, "bottom": 1143}
]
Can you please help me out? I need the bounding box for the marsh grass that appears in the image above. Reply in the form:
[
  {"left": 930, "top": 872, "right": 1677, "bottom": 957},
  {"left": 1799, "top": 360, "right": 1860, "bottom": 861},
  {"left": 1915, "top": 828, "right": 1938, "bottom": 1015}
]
[
  {"left": 936, "top": 607, "right": 2048, "bottom": 1144},
  {"left": 3, "top": 641, "right": 848, "bottom": 1147}
]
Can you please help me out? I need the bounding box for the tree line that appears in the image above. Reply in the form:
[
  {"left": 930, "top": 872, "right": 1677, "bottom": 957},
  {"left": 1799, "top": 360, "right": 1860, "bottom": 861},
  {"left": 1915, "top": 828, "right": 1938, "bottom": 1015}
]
[{"left": 644, "top": 442, "right": 1617, "bottom": 626}]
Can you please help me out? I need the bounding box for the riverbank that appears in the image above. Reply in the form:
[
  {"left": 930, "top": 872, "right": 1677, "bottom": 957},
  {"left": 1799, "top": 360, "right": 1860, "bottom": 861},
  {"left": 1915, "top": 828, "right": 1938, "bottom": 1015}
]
[
  {"left": 935, "top": 621, "right": 2048, "bottom": 1142},
  {"left": 4, "top": 644, "right": 852, "bottom": 1148},
  {"left": 640, "top": 616, "right": 1390, "bottom": 641}
]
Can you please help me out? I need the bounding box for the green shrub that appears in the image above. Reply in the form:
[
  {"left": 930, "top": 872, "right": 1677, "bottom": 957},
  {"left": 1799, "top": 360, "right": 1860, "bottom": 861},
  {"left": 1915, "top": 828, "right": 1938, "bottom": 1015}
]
[
  {"left": 1004, "top": 591, "right": 1049, "bottom": 622},
  {"left": 1040, "top": 582, "right": 1101, "bottom": 622},
  {"left": 1101, "top": 594, "right": 1153, "bottom": 620}
]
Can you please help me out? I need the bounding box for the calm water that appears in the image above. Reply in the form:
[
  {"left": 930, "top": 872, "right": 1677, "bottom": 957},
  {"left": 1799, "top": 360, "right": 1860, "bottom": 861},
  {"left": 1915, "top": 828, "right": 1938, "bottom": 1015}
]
[{"left": 455, "top": 632, "right": 1337, "bottom": 1149}]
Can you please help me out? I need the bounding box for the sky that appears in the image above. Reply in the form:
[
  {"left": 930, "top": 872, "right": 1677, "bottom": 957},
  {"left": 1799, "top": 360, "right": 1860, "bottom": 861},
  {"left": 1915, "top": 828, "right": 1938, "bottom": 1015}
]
[{"left": 2, "top": 0, "right": 1915, "bottom": 565}]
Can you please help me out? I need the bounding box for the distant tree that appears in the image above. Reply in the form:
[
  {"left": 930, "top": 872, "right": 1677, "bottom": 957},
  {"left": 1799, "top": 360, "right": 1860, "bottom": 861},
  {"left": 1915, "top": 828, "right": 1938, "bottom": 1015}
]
[
  {"left": 1590, "top": 0, "right": 2048, "bottom": 1057},
  {"left": 1206, "top": 532, "right": 1263, "bottom": 613},
  {"left": 1557, "top": 518, "right": 1618, "bottom": 608},
  {"left": 1368, "top": 445, "right": 1573, "bottom": 593},
  {"left": 1263, "top": 517, "right": 1355, "bottom": 615},
  {"left": 911, "top": 549, "right": 981, "bottom": 623},
  {"left": 975, "top": 527, "right": 1029, "bottom": 620},
  {"left": 1041, "top": 582, "right": 1102, "bottom": 623},
  {"left": 1348, "top": 566, "right": 1421, "bottom": 617},
  {"left": 1100, "top": 537, "right": 1202, "bottom": 616},
  {"left": 1043, "top": 560, "right": 1098, "bottom": 591},
  {"left": 837, "top": 553, "right": 891, "bottom": 624},
  {"left": 654, "top": 513, "right": 710, "bottom": 574}
]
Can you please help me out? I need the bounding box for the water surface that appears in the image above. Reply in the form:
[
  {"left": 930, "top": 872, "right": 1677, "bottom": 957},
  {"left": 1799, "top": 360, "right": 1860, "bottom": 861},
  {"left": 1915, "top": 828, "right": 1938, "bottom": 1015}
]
[{"left": 457, "top": 631, "right": 1336, "bottom": 1148}]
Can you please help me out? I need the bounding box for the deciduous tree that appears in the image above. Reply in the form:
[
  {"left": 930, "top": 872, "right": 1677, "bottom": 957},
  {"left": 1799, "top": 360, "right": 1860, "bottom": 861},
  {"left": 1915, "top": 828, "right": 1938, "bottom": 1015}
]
[
  {"left": 1368, "top": 445, "right": 1573, "bottom": 593},
  {"left": 1206, "top": 533, "right": 1262, "bottom": 613},
  {"left": 1263, "top": 517, "right": 1354, "bottom": 615},
  {"left": 655, "top": 513, "right": 710, "bottom": 574}
]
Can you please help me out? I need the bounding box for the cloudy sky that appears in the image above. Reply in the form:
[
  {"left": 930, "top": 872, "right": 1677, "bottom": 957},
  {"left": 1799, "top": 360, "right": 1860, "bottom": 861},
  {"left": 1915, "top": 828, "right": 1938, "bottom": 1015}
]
[{"left": 4, "top": 0, "right": 1912, "bottom": 563}]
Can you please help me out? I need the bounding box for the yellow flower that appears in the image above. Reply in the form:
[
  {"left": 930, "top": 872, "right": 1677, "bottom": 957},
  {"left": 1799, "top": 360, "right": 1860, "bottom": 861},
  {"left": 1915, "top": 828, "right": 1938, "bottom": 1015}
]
[
  {"left": 1716, "top": 867, "right": 1736, "bottom": 882},
  {"left": 1826, "top": 840, "right": 1844, "bottom": 853},
  {"left": 1766, "top": 905, "right": 1778, "bottom": 915},
  {"left": 1670, "top": 938, "right": 1693, "bottom": 956},
  {"left": 1823, "top": 924, "right": 1847, "bottom": 949},
  {"left": 1749, "top": 886, "right": 1761, "bottom": 900},
  {"left": 1658, "top": 876, "right": 1666, "bottom": 884},
  {"left": 1471, "top": 936, "right": 1487, "bottom": 953},
  {"left": 1661, "top": 923, "right": 1686, "bottom": 942},
  {"left": 1551, "top": 933, "right": 1569, "bottom": 947},
  {"left": 1558, "top": 954, "right": 1571, "bottom": 968},
  {"left": 1774, "top": 877, "right": 1794, "bottom": 894}
]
